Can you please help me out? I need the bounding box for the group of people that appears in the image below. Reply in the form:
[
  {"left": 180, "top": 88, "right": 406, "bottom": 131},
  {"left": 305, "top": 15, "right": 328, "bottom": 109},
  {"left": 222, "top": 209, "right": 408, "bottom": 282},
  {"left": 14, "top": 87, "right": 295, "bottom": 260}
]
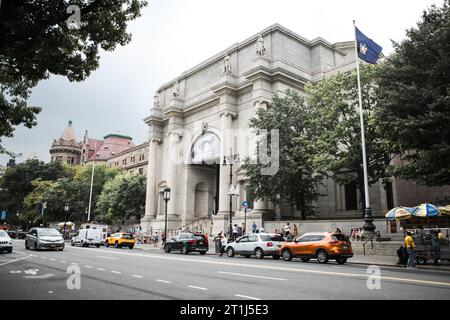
[{"left": 350, "top": 228, "right": 364, "bottom": 241}]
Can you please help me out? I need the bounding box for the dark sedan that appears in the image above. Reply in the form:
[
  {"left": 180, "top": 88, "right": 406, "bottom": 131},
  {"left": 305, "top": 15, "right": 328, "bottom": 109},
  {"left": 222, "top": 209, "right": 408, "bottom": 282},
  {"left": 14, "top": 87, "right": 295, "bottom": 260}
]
[{"left": 163, "top": 232, "right": 208, "bottom": 255}]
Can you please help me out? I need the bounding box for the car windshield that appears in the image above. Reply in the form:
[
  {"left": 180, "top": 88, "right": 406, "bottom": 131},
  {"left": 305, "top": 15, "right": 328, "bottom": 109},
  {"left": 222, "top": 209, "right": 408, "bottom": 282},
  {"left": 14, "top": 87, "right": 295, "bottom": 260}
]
[
  {"left": 259, "top": 234, "right": 285, "bottom": 242},
  {"left": 193, "top": 235, "right": 206, "bottom": 240},
  {"left": 121, "top": 234, "right": 133, "bottom": 239},
  {"left": 0, "top": 230, "right": 8, "bottom": 237},
  {"left": 38, "top": 229, "right": 61, "bottom": 236},
  {"left": 332, "top": 234, "right": 349, "bottom": 242}
]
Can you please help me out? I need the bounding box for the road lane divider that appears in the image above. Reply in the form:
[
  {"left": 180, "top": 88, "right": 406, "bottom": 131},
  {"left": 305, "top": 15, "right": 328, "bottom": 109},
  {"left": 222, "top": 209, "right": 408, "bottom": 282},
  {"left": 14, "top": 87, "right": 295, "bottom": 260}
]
[
  {"left": 0, "top": 255, "right": 31, "bottom": 266},
  {"left": 156, "top": 279, "right": 171, "bottom": 284},
  {"left": 235, "top": 294, "right": 261, "bottom": 300},
  {"left": 132, "top": 275, "right": 143, "bottom": 278},
  {"left": 188, "top": 285, "right": 208, "bottom": 291},
  {"left": 111, "top": 270, "right": 121, "bottom": 274},
  {"left": 218, "top": 271, "right": 287, "bottom": 281}
]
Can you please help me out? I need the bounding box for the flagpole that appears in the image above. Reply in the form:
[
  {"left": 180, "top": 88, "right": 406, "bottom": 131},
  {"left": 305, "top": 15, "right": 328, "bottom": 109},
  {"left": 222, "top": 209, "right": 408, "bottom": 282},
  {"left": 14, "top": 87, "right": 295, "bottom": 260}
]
[
  {"left": 353, "top": 20, "right": 375, "bottom": 235},
  {"left": 87, "top": 141, "right": 96, "bottom": 222}
]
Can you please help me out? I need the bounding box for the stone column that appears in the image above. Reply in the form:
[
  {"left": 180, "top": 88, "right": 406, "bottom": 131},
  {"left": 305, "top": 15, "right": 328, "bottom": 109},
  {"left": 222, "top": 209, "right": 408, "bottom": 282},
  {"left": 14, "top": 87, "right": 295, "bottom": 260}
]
[
  {"left": 218, "top": 111, "right": 234, "bottom": 215},
  {"left": 144, "top": 138, "right": 160, "bottom": 218},
  {"left": 167, "top": 130, "right": 182, "bottom": 217}
]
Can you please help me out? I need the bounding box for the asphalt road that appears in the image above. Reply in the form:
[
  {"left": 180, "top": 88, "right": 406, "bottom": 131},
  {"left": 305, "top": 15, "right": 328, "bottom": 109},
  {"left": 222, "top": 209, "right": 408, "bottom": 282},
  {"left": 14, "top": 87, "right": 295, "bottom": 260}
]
[{"left": 1, "top": 239, "right": 449, "bottom": 300}]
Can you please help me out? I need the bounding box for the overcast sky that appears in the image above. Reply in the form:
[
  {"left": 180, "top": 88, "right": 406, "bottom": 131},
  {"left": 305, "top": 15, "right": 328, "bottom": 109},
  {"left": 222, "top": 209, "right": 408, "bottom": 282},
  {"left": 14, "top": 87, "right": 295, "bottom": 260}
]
[{"left": 0, "top": 0, "right": 442, "bottom": 166}]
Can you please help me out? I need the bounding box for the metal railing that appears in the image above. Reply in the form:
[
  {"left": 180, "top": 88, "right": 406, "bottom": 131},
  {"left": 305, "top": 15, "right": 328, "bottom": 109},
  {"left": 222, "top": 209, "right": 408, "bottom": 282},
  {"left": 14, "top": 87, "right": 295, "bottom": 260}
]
[{"left": 362, "top": 233, "right": 376, "bottom": 256}]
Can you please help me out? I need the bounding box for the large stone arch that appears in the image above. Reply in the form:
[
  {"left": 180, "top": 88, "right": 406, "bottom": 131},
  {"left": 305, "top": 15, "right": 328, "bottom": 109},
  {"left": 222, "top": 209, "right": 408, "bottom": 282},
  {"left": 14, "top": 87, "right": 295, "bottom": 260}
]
[
  {"left": 186, "top": 129, "right": 222, "bottom": 165},
  {"left": 194, "top": 181, "right": 210, "bottom": 218}
]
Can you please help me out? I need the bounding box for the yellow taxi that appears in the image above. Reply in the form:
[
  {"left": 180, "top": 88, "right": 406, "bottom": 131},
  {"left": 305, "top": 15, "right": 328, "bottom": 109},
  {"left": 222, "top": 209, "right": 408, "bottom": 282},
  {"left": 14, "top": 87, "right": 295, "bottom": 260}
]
[{"left": 105, "top": 232, "right": 135, "bottom": 249}]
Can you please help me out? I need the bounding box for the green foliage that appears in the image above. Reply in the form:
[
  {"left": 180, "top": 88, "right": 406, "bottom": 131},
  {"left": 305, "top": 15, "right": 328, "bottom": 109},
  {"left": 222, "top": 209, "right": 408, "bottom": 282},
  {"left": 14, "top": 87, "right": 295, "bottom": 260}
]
[
  {"left": 96, "top": 173, "right": 146, "bottom": 224},
  {"left": 375, "top": 0, "right": 450, "bottom": 186},
  {"left": 242, "top": 90, "right": 326, "bottom": 219},
  {"left": 0, "top": 0, "right": 148, "bottom": 153},
  {"left": 305, "top": 64, "right": 393, "bottom": 209},
  {"left": 0, "top": 159, "right": 74, "bottom": 216}
]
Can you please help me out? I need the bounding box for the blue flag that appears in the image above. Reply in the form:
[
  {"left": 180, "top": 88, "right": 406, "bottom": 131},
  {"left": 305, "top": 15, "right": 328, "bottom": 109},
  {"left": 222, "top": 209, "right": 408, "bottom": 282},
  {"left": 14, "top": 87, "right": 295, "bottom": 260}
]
[{"left": 356, "top": 27, "right": 383, "bottom": 64}]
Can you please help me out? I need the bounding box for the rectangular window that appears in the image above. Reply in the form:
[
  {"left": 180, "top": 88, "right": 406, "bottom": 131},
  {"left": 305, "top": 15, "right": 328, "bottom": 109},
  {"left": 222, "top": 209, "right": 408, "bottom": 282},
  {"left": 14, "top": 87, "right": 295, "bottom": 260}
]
[{"left": 344, "top": 183, "right": 358, "bottom": 211}]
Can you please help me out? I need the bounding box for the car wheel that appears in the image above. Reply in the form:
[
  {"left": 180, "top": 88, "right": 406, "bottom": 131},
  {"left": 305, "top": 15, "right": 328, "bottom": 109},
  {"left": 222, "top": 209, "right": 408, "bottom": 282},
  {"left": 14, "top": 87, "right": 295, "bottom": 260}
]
[
  {"left": 199, "top": 251, "right": 206, "bottom": 255},
  {"left": 25, "top": 240, "right": 30, "bottom": 250},
  {"left": 34, "top": 242, "right": 40, "bottom": 251},
  {"left": 416, "top": 257, "right": 427, "bottom": 265},
  {"left": 301, "top": 258, "right": 310, "bottom": 263},
  {"left": 105, "top": 241, "right": 109, "bottom": 247},
  {"left": 129, "top": 245, "right": 134, "bottom": 250},
  {"left": 227, "top": 247, "right": 235, "bottom": 258},
  {"left": 316, "top": 250, "right": 329, "bottom": 264},
  {"left": 181, "top": 246, "right": 189, "bottom": 255},
  {"left": 115, "top": 241, "right": 119, "bottom": 248},
  {"left": 7, "top": 248, "right": 12, "bottom": 253},
  {"left": 272, "top": 254, "right": 280, "bottom": 260},
  {"left": 71, "top": 240, "right": 74, "bottom": 246},
  {"left": 336, "top": 257, "right": 347, "bottom": 265},
  {"left": 255, "top": 248, "right": 264, "bottom": 259},
  {"left": 282, "top": 249, "right": 292, "bottom": 261},
  {"left": 95, "top": 244, "right": 100, "bottom": 248},
  {"left": 164, "top": 244, "right": 171, "bottom": 253},
  {"left": 59, "top": 248, "right": 64, "bottom": 251}
]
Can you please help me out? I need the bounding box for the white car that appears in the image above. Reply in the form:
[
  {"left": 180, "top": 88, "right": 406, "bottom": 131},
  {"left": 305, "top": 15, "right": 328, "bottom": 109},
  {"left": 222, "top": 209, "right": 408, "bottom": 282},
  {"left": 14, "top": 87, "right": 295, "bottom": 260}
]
[
  {"left": 25, "top": 228, "right": 64, "bottom": 251},
  {"left": 225, "top": 233, "right": 286, "bottom": 259},
  {"left": 0, "top": 230, "right": 13, "bottom": 253},
  {"left": 71, "top": 228, "right": 102, "bottom": 247}
]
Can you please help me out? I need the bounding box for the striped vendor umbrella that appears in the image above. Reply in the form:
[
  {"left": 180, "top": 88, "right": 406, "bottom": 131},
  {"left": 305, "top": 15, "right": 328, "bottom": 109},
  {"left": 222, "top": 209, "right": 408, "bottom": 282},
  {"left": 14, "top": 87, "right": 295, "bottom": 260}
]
[
  {"left": 411, "top": 203, "right": 439, "bottom": 218},
  {"left": 385, "top": 207, "right": 414, "bottom": 221},
  {"left": 437, "top": 205, "right": 450, "bottom": 216}
]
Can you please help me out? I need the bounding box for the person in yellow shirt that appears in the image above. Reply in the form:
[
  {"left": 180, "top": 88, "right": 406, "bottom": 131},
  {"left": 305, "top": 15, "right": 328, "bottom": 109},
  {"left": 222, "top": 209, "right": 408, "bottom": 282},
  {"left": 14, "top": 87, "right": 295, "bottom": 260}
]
[{"left": 404, "top": 232, "right": 416, "bottom": 269}]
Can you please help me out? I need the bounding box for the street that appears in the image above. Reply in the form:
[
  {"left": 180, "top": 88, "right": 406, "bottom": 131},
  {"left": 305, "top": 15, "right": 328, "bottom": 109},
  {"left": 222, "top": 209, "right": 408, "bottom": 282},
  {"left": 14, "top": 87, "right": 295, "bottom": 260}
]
[{"left": 1, "top": 240, "right": 449, "bottom": 300}]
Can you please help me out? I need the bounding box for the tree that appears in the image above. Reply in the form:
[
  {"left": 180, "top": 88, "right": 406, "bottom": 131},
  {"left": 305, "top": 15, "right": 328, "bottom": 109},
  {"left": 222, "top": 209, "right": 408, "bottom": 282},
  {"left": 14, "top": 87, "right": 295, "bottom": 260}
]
[
  {"left": 0, "top": 159, "right": 75, "bottom": 216},
  {"left": 0, "top": 0, "right": 148, "bottom": 153},
  {"left": 95, "top": 173, "right": 146, "bottom": 224},
  {"left": 242, "top": 90, "right": 326, "bottom": 220},
  {"left": 305, "top": 64, "right": 394, "bottom": 212},
  {"left": 375, "top": 0, "right": 450, "bottom": 186}
]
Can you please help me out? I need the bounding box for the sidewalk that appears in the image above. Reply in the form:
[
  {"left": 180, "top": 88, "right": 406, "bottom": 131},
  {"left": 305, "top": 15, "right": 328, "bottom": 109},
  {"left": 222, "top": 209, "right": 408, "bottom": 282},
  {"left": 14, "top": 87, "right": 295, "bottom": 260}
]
[{"left": 133, "top": 243, "right": 450, "bottom": 271}]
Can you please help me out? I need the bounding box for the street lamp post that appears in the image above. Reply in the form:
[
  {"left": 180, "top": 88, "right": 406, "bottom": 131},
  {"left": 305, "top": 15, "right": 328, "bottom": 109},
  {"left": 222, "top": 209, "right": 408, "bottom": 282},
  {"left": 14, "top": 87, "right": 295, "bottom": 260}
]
[
  {"left": 63, "top": 204, "right": 69, "bottom": 238},
  {"left": 223, "top": 151, "right": 240, "bottom": 240},
  {"left": 163, "top": 187, "right": 171, "bottom": 244}
]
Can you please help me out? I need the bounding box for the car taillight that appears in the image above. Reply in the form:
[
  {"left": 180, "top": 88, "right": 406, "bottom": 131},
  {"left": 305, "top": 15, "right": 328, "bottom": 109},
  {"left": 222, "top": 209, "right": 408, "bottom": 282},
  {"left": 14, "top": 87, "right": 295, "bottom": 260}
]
[
  {"left": 266, "top": 242, "right": 273, "bottom": 247},
  {"left": 188, "top": 239, "right": 197, "bottom": 244}
]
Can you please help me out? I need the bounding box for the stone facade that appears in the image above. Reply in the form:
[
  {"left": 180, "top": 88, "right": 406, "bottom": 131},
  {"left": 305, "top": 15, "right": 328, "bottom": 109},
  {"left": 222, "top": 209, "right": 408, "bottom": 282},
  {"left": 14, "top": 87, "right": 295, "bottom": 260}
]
[
  {"left": 107, "top": 143, "right": 149, "bottom": 176},
  {"left": 141, "top": 24, "right": 364, "bottom": 235},
  {"left": 50, "top": 121, "right": 82, "bottom": 165}
]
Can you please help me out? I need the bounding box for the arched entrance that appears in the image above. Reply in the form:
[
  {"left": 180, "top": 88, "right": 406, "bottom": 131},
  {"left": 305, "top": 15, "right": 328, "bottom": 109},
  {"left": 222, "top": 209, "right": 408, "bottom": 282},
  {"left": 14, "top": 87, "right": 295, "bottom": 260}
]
[{"left": 194, "top": 182, "right": 209, "bottom": 218}]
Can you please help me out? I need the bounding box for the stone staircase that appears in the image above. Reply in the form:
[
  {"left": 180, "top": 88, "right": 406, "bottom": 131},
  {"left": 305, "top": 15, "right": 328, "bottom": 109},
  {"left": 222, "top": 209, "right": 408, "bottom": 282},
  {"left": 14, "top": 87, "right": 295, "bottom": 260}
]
[
  {"left": 185, "top": 217, "right": 213, "bottom": 236},
  {"left": 351, "top": 240, "right": 403, "bottom": 257}
]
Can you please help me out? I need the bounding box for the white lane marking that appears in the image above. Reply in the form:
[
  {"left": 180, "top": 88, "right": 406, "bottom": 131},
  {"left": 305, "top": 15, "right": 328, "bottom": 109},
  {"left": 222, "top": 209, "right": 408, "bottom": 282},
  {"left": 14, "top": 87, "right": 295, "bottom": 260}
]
[
  {"left": 41, "top": 257, "right": 46, "bottom": 259},
  {"left": 188, "top": 285, "right": 208, "bottom": 291},
  {"left": 49, "top": 258, "right": 56, "bottom": 261},
  {"left": 48, "top": 291, "right": 54, "bottom": 294},
  {"left": 85, "top": 265, "right": 93, "bottom": 269},
  {"left": 9, "top": 270, "right": 22, "bottom": 274},
  {"left": 61, "top": 260, "right": 67, "bottom": 263},
  {"left": 132, "top": 275, "right": 143, "bottom": 278},
  {"left": 156, "top": 279, "right": 171, "bottom": 284},
  {"left": 14, "top": 251, "right": 26, "bottom": 256},
  {"left": 96, "top": 255, "right": 119, "bottom": 260},
  {"left": 235, "top": 294, "right": 261, "bottom": 300},
  {"left": 110, "top": 270, "right": 121, "bottom": 274},
  {"left": 97, "top": 268, "right": 105, "bottom": 271},
  {"left": 70, "top": 262, "right": 78, "bottom": 265},
  {"left": 23, "top": 273, "right": 54, "bottom": 279},
  {"left": 67, "top": 246, "right": 450, "bottom": 288},
  {"left": 0, "top": 255, "right": 31, "bottom": 266},
  {"left": 218, "top": 271, "right": 287, "bottom": 281}
]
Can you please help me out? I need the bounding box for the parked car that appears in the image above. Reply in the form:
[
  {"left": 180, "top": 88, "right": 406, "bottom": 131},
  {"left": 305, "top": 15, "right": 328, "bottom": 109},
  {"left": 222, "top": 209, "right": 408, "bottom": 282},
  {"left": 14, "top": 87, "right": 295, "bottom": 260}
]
[
  {"left": 71, "top": 228, "right": 102, "bottom": 247},
  {"left": 0, "top": 230, "right": 13, "bottom": 253},
  {"left": 225, "top": 233, "right": 286, "bottom": 259},
  {"left": 105, "top": 232, "right": 135, "bottom": 249},
  {"left": 25, "top": 228, "right": 64, "bottom": 251},
  {"left": 279, "top": 232, "right": 353, "bottom": 264},
  {"left": 17, "top": 230, "right": 27, "bottom": 239},
  {"left": 163, "top": 232, "right": 208, "bottom": 255}
]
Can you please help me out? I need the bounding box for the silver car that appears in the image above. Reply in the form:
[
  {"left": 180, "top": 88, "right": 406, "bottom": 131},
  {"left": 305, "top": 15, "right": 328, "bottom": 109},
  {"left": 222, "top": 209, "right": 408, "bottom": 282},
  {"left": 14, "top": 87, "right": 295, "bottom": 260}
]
[
  {"left": 225, "top": 233, "right": 286, "bottom": 259},
  {"left": 25, "top": 228, "right": 65, "bottom": 251},
  {"left": 0, "top": 230, "right": 13, "bottom": 253}
]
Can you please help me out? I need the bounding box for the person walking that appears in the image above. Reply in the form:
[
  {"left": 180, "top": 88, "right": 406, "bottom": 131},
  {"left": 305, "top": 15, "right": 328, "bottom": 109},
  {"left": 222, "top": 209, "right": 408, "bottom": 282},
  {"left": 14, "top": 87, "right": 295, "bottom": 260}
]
[
  {"left": 431, "top": 230, "right": 441, "bottom": 265},
  {"left": 232, "top": 224, "right": 239, "bottom": 241},
  {"left": 404, "top": 232, "right": 416, "bottom": 269},
  {"left": 219, "top": 234, "right": 228, "bottom": 257},
  {"left": 252, "top": 221, "right": 257, "bottom": 234},
  {"left": 284, "top": 222, "right": 291, "bottom": 237}
]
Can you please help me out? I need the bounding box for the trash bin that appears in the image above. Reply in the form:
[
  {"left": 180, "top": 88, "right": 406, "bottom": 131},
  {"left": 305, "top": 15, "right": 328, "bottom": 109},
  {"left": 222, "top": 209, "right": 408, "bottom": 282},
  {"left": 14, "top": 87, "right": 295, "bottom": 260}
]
[{"left": 215, "top": 238, "right": 222, "bottom": 254}]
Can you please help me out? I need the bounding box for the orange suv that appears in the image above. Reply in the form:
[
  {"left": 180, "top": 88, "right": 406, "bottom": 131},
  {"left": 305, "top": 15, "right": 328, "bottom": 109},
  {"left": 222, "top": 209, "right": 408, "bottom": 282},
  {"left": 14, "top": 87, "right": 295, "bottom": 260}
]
[{"left": 279, "top": 232, "right": 353, "bottom": 264}]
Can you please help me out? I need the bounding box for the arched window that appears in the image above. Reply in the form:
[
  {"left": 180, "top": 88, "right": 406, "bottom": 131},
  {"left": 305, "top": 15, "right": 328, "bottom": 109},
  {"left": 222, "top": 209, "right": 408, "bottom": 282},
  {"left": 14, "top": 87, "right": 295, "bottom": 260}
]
[{"left": 191, "top": 132, "right": 220, "bottom": 165}]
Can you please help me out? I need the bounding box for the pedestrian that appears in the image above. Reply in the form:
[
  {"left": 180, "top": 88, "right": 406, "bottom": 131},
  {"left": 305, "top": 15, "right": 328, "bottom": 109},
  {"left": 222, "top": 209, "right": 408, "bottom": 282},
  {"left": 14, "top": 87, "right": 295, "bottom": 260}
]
[
  {"left": 154, "top": 232, "right": 159, "bottom": 247},
  {"left": 335, "top": 227, "right": 342, "bottom": 234},
  {"left": 232, "top": 224, "right": 238, "bottom": 241},
  {"left": 242, "top": 222, "right": 246, "bottom": 236},
  {"left": 437, "top": 229, "right": 445, "bottom": 240},
  {"left": 431, "top": 230, "right": 441, "bottom": 265},
  {"left": 284, "top": 222, "right": 291, "bottom": 238},
  {"left": 293, "top": 224, "right": 299, "bottom": 238},
  {"left": 404, "top": 231, "right": 416, "bottom": 269},
  {"left": 252, "top": 221, "right": 257, "bottom": 234},
  {"left": 219, "top": 233, "right": 228, "bottom": 257}
]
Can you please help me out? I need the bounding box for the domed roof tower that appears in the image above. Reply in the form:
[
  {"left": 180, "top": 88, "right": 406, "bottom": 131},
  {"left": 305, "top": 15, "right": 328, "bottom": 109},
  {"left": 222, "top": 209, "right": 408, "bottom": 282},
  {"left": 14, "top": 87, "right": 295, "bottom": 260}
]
[{"left": 50, "top": 121, "right": 82, "bottom": 165}]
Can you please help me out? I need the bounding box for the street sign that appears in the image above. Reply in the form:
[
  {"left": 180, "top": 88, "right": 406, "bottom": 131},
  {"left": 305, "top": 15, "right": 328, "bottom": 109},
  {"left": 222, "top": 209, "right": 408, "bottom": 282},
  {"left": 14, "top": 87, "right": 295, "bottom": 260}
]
[
  {"left": 242, "top": 201, "right": 249, "bottom": 208},
  {"left": 1, "top": 210, "right": 6, "bottom": 221},
  {"left": 228, "top": 185, "right": 239, "bottom": 196}
]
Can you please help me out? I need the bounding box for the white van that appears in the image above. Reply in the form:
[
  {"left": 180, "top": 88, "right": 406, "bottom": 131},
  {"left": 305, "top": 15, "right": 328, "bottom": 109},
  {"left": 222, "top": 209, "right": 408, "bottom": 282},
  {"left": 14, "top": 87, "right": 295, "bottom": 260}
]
[{"left": 71, "top": 228, "right": 102, "bottom": 247}]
